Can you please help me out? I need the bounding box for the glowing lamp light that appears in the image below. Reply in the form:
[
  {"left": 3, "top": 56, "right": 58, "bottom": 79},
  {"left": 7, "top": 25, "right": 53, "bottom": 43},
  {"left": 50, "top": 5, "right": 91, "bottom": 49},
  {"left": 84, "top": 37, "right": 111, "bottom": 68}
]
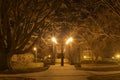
[
  {"left": 112, "top": 57, "right": 115, "bottom": 59},
  {"left": 66, "top": 37, "right": 73, "bottom": 44},
  {"left": 48, "top": 55, "right": 51, "bottom": 58},
  {"left": 83, "top": 56, "right": 87, "bottom": 59},
  {"left": 52, "top": 37, "right": 57, "bottom": 44},
  {"left": 116, "top": 54, "right": 120, "bottom": 58},
  {"left": 33, "top": 47, "right": 37, "bottom": 51}
]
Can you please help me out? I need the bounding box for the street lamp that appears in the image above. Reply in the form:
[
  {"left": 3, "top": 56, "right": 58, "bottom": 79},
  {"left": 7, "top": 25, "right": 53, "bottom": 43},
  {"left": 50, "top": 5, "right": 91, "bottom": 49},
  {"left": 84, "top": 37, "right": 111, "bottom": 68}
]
[
  {"left": 33, "top": 47, "right": 37, "bottom": 63},
  {"left": 66, "top": 37, "right": 73, "bottom": 65},
  {"left": 51, "top": 37, "right": 57, "bottom": 64}
]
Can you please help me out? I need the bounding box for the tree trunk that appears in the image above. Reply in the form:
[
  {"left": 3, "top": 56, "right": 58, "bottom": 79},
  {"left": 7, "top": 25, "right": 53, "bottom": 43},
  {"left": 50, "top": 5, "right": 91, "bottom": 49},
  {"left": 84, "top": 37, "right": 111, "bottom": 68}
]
[
  {"left": 0, "top": 51, "right": 13, "bottom": 71},
  {"left": 0, "top": 52, "right": 8, "bottom": 70},
  {"left": 7, "top": 52, "right": 14, "bottom": 70}
]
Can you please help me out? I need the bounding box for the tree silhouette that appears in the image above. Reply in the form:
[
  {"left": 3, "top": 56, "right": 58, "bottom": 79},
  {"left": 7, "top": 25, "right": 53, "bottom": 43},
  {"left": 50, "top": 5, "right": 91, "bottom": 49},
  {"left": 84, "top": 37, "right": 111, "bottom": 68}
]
[
  {"left": 50, "top": 0, "right": 120, "bottom": 61},
  {"left": 0, "top": 0, "right": 120, "bottom": 70},
  {"left": 0, "top": 0, "right": 62, "bottom": 70}
]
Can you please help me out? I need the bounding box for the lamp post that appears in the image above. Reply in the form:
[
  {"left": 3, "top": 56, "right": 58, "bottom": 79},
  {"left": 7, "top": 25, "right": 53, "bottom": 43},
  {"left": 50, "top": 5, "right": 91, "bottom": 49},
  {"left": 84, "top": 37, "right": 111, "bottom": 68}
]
[
  {"left": 51, "top": 37, "right": 57, "bottom": 64},
  {"left": 66, "top": 37, "right": 73, "bottom": 65},
  {"left": 61, "top": 41, "right": 64, "bottom": 66},
  {"left": 33, "top": 47, "right": 37, "bottom": 63}
]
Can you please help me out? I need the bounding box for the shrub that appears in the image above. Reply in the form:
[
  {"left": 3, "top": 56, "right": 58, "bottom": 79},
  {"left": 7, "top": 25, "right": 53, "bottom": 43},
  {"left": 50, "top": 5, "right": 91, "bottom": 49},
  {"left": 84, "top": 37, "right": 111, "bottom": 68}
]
[{"left": 11, "top": 53, "right": 34, "bottom": 64}]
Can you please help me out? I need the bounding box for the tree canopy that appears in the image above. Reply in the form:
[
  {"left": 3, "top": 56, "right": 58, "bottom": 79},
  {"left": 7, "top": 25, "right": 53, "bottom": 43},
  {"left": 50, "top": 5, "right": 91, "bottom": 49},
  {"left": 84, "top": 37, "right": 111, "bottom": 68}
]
[{"left": 0, "top": 0, "right": 120, "bottom": 70}]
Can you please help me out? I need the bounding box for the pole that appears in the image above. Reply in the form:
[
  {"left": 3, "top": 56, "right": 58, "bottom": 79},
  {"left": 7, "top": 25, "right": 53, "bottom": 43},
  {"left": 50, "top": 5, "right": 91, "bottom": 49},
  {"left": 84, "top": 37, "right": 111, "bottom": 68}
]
[
  {"left": 53, "top": 43, "right": 55, "bottom": 64},
  {"left": 61, "top": 42, "right": 64, "bottom": 66},
  {"left": 69, "top": 44, "right": 71, "bottom": 64},
  {"left": 36, "top": 50, "right": 37, "bottom": 63},
  {"left": 69, "top": 43, "right": 73, "bottom": 65}
]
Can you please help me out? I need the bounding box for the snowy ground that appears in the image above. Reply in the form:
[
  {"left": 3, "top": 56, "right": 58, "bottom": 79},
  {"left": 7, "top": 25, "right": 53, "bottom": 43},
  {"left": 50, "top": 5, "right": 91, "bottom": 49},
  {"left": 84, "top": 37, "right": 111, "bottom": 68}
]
[{"left": 0, "top": 63, "right": 120, "bottom": 80}]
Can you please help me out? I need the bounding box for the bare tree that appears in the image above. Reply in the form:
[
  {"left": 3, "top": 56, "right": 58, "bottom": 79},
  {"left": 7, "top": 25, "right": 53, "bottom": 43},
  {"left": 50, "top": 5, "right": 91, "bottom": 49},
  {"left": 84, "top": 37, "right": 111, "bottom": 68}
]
[
  {"left": 51, "top": 0, "right": 120, "bottom": 61},
  {"left": 0, "top": 0, "right": 62, "bottom": 70}
]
